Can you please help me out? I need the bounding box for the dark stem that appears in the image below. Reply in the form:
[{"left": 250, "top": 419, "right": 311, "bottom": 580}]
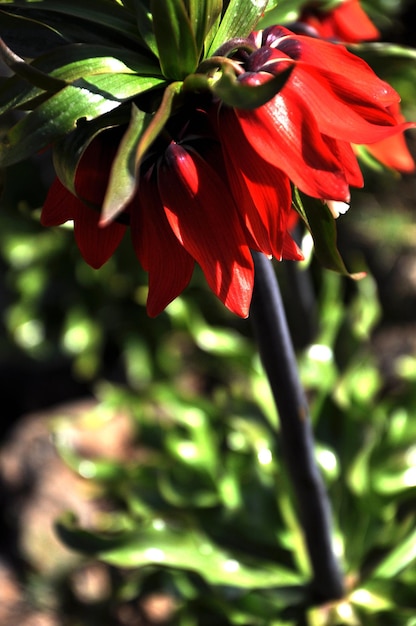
[{"left": 249, "top": 251, "right": 344, "bottom": 603}]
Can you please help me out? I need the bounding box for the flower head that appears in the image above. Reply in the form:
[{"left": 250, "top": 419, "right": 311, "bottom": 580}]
[
  {"left": 299, "top": 0, "right": 380, "bottom": 43},
  {"left": 1, "top": 1, "right": 415, "bottom": 317},
  {"left": 296, "top": 2, "right": 415, "bottom": 173},
  {"left": 42, "top": 106, "right": 302, "bottom": 318},
  {"left": 216, "top": 26, "right": 414, "bottom": 205}
]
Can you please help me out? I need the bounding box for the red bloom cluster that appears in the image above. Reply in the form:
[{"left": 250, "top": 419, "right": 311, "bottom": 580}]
[
  {"left": 42, "top": 23, "right": 414, "bottom": 317},
  {"left": 300, "top": 0, "right": 380, "bottom": 43},
  {"left": 298, "top": 0, "right": 415, "bottom": 173}
]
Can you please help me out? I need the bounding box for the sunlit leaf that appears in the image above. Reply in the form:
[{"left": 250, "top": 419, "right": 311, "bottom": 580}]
[
  {"left": 101, "top": 104, "right": 151, "bottom": 224},
  {"left": 0, "top": 83, "right": 123, "bottom": 167},
  {"left": 294, "top": 191, "right": 366, "bottom": 279},
  {"left": 56, "top": 515, "right": 301, "bottom": 588},
  {"left": 208, "top": 0, "right": 268, "bottom": 56},
  {"left": 373, "top": 529, "right": 416, "bottom": 578},
  {"left": 185, "top": 0, "right": 222, "bottom": 56}
]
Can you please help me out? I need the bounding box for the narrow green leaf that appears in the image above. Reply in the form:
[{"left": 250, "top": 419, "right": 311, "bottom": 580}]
[
  {"left": 56, "top": 516, "right": 301, "bottom": 588},
  {"left": 150, "top": 0, "right": 199, "bottom": 79},
  {"left": 134, "top": 81, "right": 183, "bottom": 170},
  {"left": 100, "top": 81, "right": 182, "bottom": 224},
  {"left": 101, "top": 105, "right": 151, "bottom": 224},
  {"left": 0, "top": 37, "right": 66, "bottom": 93},
  {"left": 373, "top": 529, "right": 416, "bottom": 578},
  {"left": 127, "top": 0, "right": 159, "bottom": 57},
  {"left": 0, "top": 44, "right": 162, "bottom": 116},
  {"left": 0, "top": 84, "right": 123, "bottom": 167},
  {"left": 208, "top": 0, "right": 268, "bottom": 56},
  {"left": 185, "top": 0, "right": 223, "bottom": 56},
  {"left": 0, "top": 8, "right": 145, "bottom": 57},
  {"left": 212, "top": 64, "right": 293, "bottom": 109},
  {"left": 80, "top": 73, "right": 165, "bottom": 101},
  {"left": 295, "top": 192, "right": 366, "bottom": 279},
  {"left": 0, "top": 9, "right": 68, "bottom": 57},
  {"left": 1, "top": 0, "right": 141, "bottom": 44}
]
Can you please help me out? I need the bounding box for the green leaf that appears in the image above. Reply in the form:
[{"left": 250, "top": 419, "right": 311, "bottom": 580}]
[
  {"left": 56, "top": 516, "right": 301, "bottom": 588},
  {"left": 208, "top": 0, "right": 268, "bottom": 56},
  {"left": 0, "top": 43, "right": 162, "bottom": 116},
  {"left": 101, "top": 80, "right": 182, "bottom": 224},
  {"left": 1, "top": 0, "right": 141, "bottom": 45},
  {"left": 150, "top": 0, "right": 199, "bottom": 79},
  {"left": 80, "top": 73, "right": 165, "bottom": 101},
  {"left": 185, "top": 0, "right": 223, "bottom": 57},
  {"left": 101, "top": 105, "right": 151, "bottom": 224},
  {"left": 0, "top": 83, "right": 124, "bottom": 167},
  {"left": 294, "top": 191, "right": 366, "bottom": 279},
  {"left": 126, "top": 0, "right": 159, "bottom": 57},
  {"left": 0, "top": 37, "right": 66, "bottom": 92},
  {"left": 373, "top": 529, "right": 416, "bottom": 578},
  {"left": 212, "top": 63, "right": 293, "bottom": 109},
  {"left": 258, "top": 0, "right": 306, "bottom": 28},
  {"left": 0, "top": 9, "right": 68, "bottom": 57}
]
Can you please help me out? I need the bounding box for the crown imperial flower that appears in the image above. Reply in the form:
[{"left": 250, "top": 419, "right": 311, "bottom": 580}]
[{"left": 0, "top": 0, "right": 414, "bottom": 317}]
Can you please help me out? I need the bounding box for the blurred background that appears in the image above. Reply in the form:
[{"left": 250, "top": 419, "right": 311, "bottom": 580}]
[{"left": 1, "top": 1, "right": 416, "bottom": 624}]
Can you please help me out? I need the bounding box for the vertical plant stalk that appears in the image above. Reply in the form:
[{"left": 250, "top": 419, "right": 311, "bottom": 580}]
[{"left": 250, "top": 251, "right": 344, "bottom": 603}]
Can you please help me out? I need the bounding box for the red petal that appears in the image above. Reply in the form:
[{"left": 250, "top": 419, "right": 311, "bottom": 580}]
[
  {"left": 75, "top": 130, "right": 120, "bottom": 206},
  {"left": 218, "top": 116, "right": 294, "bottom": 260},
  {"left": 158, "top": 144, "right": 254, "bottom": 317},
  {"left": 283, "top": 35, "right": 398, "bottom": 107},
  {"left": 289, "top": 67, "right": 413, "bottom": 145},
  {"left": 130, "top": 175, "right": 194, "bottom": 317},
  {"left": 322, "top": 136, "right": 364, "bottom": 188},
  {"left": 41, "top": 177, "right": 80, "bottom": 226},
  {"left": 230, "top": 99, "right": 350, "bottom": 201},
  {"left": 281, "top": 231, "right": 304, "bottom": 261},
  {"left": 365, "top": 133, "right": 416, "bottom": 173},
  {"left": 73, "top": 205, "right": 126, "bottom": 269}
]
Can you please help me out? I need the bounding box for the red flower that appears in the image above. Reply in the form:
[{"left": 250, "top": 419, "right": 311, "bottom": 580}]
[
  {"left": 297, "top": 5, "right": 415, "bottom": 173},
  {"left": 218, "top": 26, "right": 414, "bottom": 205},
  {"left": 41, "top": 133, "right": 127, "bottom": 269},
  {"left": 41, "top": 114, "right": 302, "bottom": 319},
  {"left": 299, "top": 0, "right": 380, "bottom": 43}
]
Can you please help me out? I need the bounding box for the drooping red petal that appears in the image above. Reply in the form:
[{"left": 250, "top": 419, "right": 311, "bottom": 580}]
[
  {"left": 363, "top": 103, "right": 416, "bottom": 173},
  {"left": 73, "top": 205, "right": 126, "bottom": 269},
  {"left": 277, "top": 33, "right": 398, "bottom": 108},
  {"left": 281, "top": 230, "right": 304, "bottom": 261},
  {"left": 158, "top": 143, "right": 254, "bottom": 317},
  {"left": 42, "top": 176, "right": 126, "bottom": 268},
  {"left": 74, "top": 129, "right": 120, "bottom": 207},
  {"left": 229, "top": 97, "right": 351, "bottom": 201},
  {"left": 288, "top": 67, "right": 414, "bottom": 145},
  {"left": 218, "top": 113, "right": 294, "bottom": 260},
  {"left": 130, "top": 175, "right": 195, "bottom": 317},
  {"left": 41, "top": 177, "right": 80, "bottom": 226},
  {"left": 365, "top": 133, "right": 415, "bottom": 173},
  {"left": 322, "top": 136, "right": 364, "bottom": 188}
]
